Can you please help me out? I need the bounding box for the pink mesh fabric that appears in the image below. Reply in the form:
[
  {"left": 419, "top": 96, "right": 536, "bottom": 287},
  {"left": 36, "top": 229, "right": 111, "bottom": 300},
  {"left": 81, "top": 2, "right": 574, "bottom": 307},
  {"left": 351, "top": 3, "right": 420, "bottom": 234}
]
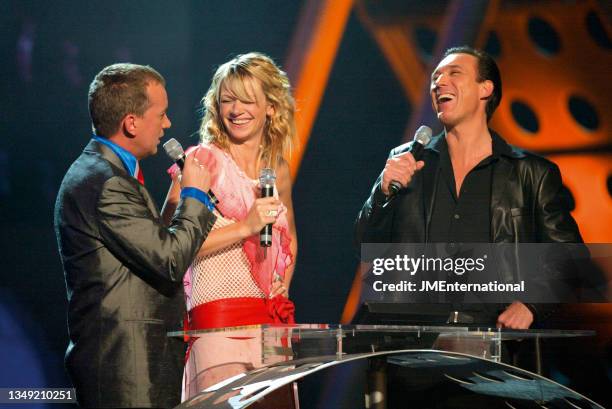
[{"left": 186, "top": 215, "right": 265, "bottom": 310}]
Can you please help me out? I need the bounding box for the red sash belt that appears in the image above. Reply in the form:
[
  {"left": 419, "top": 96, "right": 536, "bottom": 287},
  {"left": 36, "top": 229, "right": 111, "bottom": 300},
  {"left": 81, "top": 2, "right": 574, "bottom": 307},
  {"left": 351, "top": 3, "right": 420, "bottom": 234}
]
[
  {"left": 184, "top": 296, "right": 295, "bottom": 362},
  {"left": 188, "top": 297, "right": 272, "bottom": 330}
]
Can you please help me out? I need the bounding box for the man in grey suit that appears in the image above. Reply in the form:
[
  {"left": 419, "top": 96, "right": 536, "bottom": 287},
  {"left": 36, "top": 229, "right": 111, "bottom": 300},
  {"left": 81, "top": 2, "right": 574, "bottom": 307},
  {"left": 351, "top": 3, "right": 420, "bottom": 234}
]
[{"left": 54, "top": 63, "right": 216, "bottom": 408}]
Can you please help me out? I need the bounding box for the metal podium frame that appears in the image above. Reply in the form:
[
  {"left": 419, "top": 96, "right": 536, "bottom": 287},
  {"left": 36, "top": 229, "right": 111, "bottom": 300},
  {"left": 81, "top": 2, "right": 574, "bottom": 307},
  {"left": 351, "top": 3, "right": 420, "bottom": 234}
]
[{"left": 169, "top": 324, "right": 602, "bottom": 409}]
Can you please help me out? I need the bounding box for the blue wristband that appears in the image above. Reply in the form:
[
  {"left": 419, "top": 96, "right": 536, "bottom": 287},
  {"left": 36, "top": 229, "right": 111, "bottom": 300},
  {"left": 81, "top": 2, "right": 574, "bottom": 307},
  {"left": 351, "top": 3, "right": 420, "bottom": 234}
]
[{"left": 180, "top": 187, "right": 215, "bottom": 211}]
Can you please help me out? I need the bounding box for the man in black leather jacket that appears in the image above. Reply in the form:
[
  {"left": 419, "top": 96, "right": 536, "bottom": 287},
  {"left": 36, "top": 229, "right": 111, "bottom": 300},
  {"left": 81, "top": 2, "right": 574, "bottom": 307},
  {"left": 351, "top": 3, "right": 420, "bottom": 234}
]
[{"left": 354, "top": 47, "right": 583, "bottom": 329}]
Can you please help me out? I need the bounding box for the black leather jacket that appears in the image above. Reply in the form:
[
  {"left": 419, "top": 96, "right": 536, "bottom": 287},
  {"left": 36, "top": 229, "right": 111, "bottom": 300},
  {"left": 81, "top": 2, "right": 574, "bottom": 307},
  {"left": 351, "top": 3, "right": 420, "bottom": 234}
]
[
  {"left": 354, "top": 132, "right": 583, "bottom": 318},
  {"left": 356, "top": 132, "right": 582, "bottom": 245}
]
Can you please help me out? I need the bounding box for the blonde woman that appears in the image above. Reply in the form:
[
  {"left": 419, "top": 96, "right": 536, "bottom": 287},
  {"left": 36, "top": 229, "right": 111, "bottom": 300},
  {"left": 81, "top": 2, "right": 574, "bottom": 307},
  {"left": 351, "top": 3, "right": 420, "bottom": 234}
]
[{"left": 162, "top": 52, "right": 297, "bottom": 399}]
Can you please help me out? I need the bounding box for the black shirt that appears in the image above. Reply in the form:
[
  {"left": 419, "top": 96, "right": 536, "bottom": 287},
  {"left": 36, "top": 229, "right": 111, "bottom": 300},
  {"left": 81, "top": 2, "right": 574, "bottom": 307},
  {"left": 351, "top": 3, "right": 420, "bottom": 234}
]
[
  {"left": 428, "top": 136, "right": 501, "bottom": 244},
  {"left": 428, "top": 135, "right": 501, "bottom": 306}
]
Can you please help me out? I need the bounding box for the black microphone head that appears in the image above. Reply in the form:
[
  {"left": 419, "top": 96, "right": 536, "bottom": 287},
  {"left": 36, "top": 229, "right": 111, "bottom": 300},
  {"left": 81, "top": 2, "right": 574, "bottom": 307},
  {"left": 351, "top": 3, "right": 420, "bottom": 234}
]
[
  {"left": 259, "top": 168, "right": 276, "bottom": 187},
  {"left": 414, "top": 125, "right": 432, "bottom": 146},
  {"left": 163, "top": 138, "right": 185, "bottom": 162}
]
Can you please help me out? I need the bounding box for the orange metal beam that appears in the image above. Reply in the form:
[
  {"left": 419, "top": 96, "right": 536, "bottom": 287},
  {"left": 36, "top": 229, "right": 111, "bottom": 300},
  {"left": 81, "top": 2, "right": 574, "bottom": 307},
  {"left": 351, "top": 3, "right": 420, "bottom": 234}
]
[
  {"left": 355, "top": 3, "right": 425, "bottom": 103},
  {"left": 340, "top": 261, "right": 369, "bottom": 324},
  {"left": 287, "top": 0, "right": 354, "bottom": 179}
]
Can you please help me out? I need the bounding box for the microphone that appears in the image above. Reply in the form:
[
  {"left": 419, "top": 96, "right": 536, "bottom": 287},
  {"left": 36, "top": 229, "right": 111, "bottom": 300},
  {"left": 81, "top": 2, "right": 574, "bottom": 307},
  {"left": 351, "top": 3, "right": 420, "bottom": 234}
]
[
  {"left": 259, "top": 168, "right": 276, "bottom": 250},
  {"left": 163, "top": 138, "right": 220, "bottom": 208},
  {"left": 163, "top": 138, "right": 187, "bottom": 169},
  {"left": 388, "top": 125, "right": 433, "bottom": 197}
]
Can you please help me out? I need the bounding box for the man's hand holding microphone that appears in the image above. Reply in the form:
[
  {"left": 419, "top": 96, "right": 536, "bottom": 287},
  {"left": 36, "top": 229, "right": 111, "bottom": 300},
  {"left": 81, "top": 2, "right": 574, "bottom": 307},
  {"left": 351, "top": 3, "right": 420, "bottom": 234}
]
[
  {"left": 179, "top": 146, "right": 212, "bottom": 193},
  {"left": 381, "top": 152, "right": 425, "bottom": 196},
  {"left": 381, "top": 125, "right": 432, "bottom": 198}
]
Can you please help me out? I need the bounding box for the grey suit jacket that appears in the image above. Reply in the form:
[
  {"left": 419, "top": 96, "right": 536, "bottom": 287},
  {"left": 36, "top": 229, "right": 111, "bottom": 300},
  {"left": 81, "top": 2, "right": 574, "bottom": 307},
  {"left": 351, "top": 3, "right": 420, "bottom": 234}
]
[{"left": 54, "top": 139, "right": 215, "bottom": 408}]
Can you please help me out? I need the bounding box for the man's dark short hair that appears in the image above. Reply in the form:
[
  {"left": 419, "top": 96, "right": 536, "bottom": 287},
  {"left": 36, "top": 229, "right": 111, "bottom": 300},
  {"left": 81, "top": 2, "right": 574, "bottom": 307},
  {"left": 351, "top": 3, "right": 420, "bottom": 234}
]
[
  {"left": 88, "top": 63, "right": 165, "bottom": 137},
  {"left": 442, "top": 46, "right": 502, "bottom": 121}
]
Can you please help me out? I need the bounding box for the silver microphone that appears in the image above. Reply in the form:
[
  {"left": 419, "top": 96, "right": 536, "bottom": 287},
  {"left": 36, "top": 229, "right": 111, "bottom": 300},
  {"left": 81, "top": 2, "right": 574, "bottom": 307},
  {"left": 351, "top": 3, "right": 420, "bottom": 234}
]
[
  {"left": 163, "top": 138, "right": 185, "bottom": 169},
  {"left": 388, "top": 125, "right": 433, "bottom": 197}
]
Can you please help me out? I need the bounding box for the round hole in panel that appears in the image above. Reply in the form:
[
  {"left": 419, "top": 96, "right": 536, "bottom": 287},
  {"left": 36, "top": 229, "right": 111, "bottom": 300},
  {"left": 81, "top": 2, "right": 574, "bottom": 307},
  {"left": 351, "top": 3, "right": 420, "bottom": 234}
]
[
  {"left": 527, "top": 17, "right": 561, "bottom": 56},
  {"left": 607, "top": 174, "right": 612, "bottom": 199},
  {"left": 414, "top": 26, "right": 437, "bottom": 63},
  {"left": 483, "top": 31, "right": 501, "bottom": 58},
  {"left": 568, "top": 94, "right": 599, "bottom": 132},
  {"left": 586, "top": 10, "right": 612, "bottom": 50},
  {"left": 511, "top": 100, "right": 540, "bottom": 134}
]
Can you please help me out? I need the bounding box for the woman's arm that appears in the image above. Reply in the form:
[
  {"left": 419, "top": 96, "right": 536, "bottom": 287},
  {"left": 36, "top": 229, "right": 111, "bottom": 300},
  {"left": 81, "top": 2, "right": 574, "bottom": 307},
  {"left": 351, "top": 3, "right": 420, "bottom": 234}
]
[
  {"left": 196, "top": 196, "right": 281, "bottom": 257},
  {"left": 163, "top": 157, "right": 281, "bottom": 258},
  {"left": 161, "top": 178, "right": 181, "bottom": 226},
  {"left": 276, "top": 159, "right": 298, "bottom": 289}
]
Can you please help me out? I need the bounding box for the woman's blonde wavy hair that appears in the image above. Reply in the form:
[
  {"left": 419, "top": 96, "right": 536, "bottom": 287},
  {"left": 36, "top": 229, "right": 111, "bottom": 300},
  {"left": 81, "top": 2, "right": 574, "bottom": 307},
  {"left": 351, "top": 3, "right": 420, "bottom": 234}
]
[{"left": 199, "top": 52, "right": 296, "bottom": 169}]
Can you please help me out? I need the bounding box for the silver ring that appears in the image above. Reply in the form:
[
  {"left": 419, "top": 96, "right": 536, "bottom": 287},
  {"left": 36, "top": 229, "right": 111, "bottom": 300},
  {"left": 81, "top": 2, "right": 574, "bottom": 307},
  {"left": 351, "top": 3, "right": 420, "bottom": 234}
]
[{"left": 267, "top": 210, "right": 278, "bottom": 217}]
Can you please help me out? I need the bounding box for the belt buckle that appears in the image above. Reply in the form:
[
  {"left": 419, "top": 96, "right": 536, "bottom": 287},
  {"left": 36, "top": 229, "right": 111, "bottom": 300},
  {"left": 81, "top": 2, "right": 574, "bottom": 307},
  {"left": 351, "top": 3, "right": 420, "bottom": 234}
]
[{"left": 446, "top": 311, "right": 474, "bottom": 324}]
